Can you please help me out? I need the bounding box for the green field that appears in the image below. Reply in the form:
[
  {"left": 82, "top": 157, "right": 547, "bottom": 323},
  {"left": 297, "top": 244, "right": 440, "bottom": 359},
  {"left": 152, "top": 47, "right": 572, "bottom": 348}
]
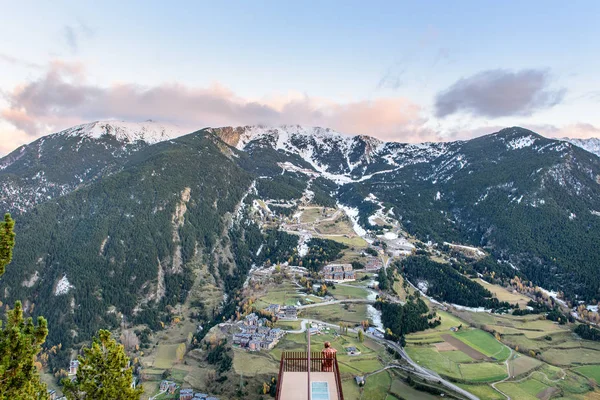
[
  {"left": 541, "top": 347, "right": 600, "bottom": 366},
  {"left": 575, "top": 365, "right": 600, "bottom": 384},
  {"left": 406, "top": 311, "right": 467, "bottom": 343},
  {"left": 405, "top": 346, "right": 462, "bottom": 380},
  {"left": 329, "top": 284, "right": 370, "bottom": 300},
  {"left": 232, "top": 348, "right": 279, "bottom": 376},
  {"left": 300, "top": 303, "right": 369, "bottom": 325},
  {"left": 390, "top": 377, "right": 441, "bottom": 400},
  {"left": 457, "top": 383, "right": 505, "bottom": 400},
  {"left": 444, "top": 350, "right": 473, "bottom": 363},
  {"left": 458, "top": 362, "right": 508, "bottom": 382},
  {"left": 361, "top": 370, "right": 392, "bottom": 399},
  {"left": 274, "top": 320, "right": 302, "bottom": 330},
  {"left": 472, "top": 279, "right": 531, "bottom": 308},
  {"left": 496, "top": 378, "right": 550, "bottom": 400},
  {"left": 509, "top": 354, "right": 542, "bottom": 377},
  {"left": 321, "top": 234, "right": 369, "bottom": 248},
  {"left": 153, "top": 344, "right": 180, "bottom": 369},
  {"left": 254, "top": 281, "right": 304, "bottom": 309},
  {"left": 453, "top": 329, "right": 511, "bottom": 361}
]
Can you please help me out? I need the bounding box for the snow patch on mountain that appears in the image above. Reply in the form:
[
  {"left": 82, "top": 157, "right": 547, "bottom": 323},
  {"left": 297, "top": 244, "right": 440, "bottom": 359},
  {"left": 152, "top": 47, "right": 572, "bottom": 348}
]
[
  {"left": 57, "top": 120, "right": 186, "bottom": 144},
  {"left": 54, "top": 275, "right": 74, "bottom": 295},
  {"left": 338, "top": 204, "right": 367, "bottom": 237},
  {"left": 507, "top": 135, "right": 537, "bottom": 150},
  {"left": 565, "top": 137, "right": 600, "bottom": 157}
]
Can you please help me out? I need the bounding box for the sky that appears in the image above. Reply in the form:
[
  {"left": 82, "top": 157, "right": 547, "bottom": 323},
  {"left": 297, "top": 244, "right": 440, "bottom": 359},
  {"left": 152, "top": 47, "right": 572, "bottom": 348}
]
[{"left": 1, "top": 0, "right": 600, "bottom": 154}]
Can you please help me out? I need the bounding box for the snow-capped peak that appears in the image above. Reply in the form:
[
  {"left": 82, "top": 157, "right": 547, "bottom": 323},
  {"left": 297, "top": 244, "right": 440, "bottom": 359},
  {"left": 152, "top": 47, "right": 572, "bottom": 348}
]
[
  {"left": 230, "top": 125, "right": 360, "bottom": 151},
  {"left": 564, "top": 137, "right": 600, "bottom": 157},
  {"left": 56, "top": 120, "right": 187, "bottom": 144}
]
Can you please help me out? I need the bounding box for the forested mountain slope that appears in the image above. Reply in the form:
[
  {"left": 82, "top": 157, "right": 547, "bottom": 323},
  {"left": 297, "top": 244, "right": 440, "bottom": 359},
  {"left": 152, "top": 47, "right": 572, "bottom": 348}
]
[
  {"left": 0, "top": 120, "right": 185, "bottom": 215},
  {"left": 216, "top": 126, "right": 600, "bottom": 301},
  {"left": 1, "top": 130, "right": 252, "bottom": 347},
  {"left": 2, "top": 122, "right": 600, "bottom": 350}
]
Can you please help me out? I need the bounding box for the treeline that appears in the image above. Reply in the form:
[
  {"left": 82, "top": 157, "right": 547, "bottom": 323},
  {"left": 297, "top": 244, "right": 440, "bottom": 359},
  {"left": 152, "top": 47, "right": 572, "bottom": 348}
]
[
  {"left": 299, "top": 238, "right": 347, "bottom": 271},
  {"left": 379, "top": 297, "right": 439, "bottom": 338},
  {"left": 398, "top": 256, "right": 511, "bottom": 309},
  {"left": 575, "top": 324, "right": 600, "bottom": 341}
]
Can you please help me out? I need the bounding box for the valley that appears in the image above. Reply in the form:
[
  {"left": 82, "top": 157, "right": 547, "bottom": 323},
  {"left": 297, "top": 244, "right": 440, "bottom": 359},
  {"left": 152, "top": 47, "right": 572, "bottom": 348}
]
[{"left": 2, "top": 121, "right": 600, "bottom": 399}]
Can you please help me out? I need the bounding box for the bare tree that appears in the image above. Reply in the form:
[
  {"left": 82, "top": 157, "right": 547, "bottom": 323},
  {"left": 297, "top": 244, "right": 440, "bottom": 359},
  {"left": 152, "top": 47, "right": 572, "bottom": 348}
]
[{"left": 120, "top": 330, "right": 140, "bottom": 352}]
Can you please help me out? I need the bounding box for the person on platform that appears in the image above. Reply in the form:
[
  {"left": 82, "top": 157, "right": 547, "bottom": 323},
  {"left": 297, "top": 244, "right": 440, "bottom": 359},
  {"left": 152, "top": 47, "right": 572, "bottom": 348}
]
[{"left": 321, "top": 341, "right": 337, "bottom": 371}]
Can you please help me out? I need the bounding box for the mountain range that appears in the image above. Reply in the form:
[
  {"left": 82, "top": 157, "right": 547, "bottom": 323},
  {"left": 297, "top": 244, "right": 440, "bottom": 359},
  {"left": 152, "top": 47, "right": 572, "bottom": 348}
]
[{"left": 1, "top": 120, "right": 600, "bottom": 348}]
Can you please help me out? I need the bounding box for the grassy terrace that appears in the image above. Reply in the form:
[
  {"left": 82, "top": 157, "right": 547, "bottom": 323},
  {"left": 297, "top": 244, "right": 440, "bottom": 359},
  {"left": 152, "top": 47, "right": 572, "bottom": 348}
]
[
  {"left": 299, "top": 303, "right": 370, "bottom": 325},
  {"left": 328, "top": 284, "right": 371, "bottom": 300}
]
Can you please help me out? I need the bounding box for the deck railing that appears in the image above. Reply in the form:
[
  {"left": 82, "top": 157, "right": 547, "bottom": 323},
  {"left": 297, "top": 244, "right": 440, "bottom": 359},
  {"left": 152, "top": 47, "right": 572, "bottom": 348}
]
[{"left": 275, "top": 351, "right": 345, "bottom": 400}]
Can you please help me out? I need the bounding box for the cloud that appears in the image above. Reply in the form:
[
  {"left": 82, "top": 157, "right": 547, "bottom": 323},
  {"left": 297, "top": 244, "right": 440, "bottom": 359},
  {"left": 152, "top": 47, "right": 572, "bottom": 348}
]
[
  {"left": 62, "top": 21, "right": 94, "bottom": 53},
  {"left": 435, "top": 69, "right": 566, "bottom": 118},
  {"left": 0, "top": 53, "right": 42, "bottom": 69},
  {"left": 0, "top": 61, "right": 435, "bottom": 152},
  {"left": 526, "top": 123, "right": 600, "bottom": 139},
  {"left": 377, "top": 66, "right": 405, "bottom": 90}
]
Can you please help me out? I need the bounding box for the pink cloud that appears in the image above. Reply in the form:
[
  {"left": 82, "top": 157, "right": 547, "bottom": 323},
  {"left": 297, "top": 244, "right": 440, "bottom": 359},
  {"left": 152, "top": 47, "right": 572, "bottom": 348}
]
[
  {"left": 526, "top": 123, "right": 600, "bottom": 139},
  {"left": 0, "top": 61, "right": 434, "bottom": 151}
]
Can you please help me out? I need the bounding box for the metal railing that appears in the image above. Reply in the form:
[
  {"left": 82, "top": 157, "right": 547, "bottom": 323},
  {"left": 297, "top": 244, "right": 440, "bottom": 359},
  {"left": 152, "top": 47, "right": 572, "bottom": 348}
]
[{"left": 275, "top": 351, "right": 345, "bottom": 400}]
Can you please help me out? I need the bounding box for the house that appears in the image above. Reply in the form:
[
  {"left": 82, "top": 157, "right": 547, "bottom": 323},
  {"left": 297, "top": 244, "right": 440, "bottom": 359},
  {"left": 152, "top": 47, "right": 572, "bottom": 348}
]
[
  {"left": 248, "top": 339, "right": 261, "bottom": 351},
  {"left": 193, "top": 393, "right": 208, "bottom": 399},
  {"left": 280, "top": 306, "right": 298, "bottom": 320},
  {"left": 308, "top": 327, "right": 320, "bottom": 335},
  {"left": 244, "top": 313, "right": 259, "bottom": 326},
  {"left": 355, "top": 376, "right": 365, "bottom": 386},
  {"left": 233, "top": 333, "right": 252, "bottom": 346},
  {"left": 48, "top": 390, "right": 57, "bottom": 400},
  {"left": 265, "top": 304, "right": 281, "bottom": 314},
  {"left": 180, "top": 389, "right": 194, "bottom": 400},
  {"left": 345, "top": 346, "right": 361, "bottom": 356},
  {"left": 69, "top": 360, "right": 79, "bottom": 375},
  {"left": 160, "top": 380, "right": 177, "bottom": 392},
  {"left": 332, "top": 272, "right": 344, "bottom": 280},
  {"left": 261, "top": 339, "right": 276, "bottom": 350},
  {"left": 367, "top": 327, "right": 384, "bottom": 339},
  {"left": 257, "top": 326, "right": 270, "bottom": 335},
  {"left": 365, "top": 258, "right": 382, "bottom": 271},
  {"left": 269, "top": 328, "right": 284, "bottom": 339},
  {"left": 344, "top": 270, "right": 356, "bottom": 280}
]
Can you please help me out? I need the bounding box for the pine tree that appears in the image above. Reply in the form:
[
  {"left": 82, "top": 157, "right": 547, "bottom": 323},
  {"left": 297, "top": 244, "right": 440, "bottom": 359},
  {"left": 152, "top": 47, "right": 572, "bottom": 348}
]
[
  {"left": 357, "top": 330, "right": 364, "bottom": 343},
  {"left": 0, "top": 213, "right": 16, "bottom": 277},
  {"left": 0, "top": 214, "right": 50, "bottom": 400},
  {"left": 0, "top": 302, "right": 49, "bottom": 400},
  {"left": 62, "top": 330, "right": 143, "bottom": 400}
]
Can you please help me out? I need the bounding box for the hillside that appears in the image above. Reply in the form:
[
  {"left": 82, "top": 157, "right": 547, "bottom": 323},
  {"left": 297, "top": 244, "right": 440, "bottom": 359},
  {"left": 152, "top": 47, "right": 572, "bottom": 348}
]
[
  {"left": 2, "top": 122, "right": 600, "bottom": 352},
  {"left": 1, "top": 130, "right": 253, "bottom": 348},
  {"left": 214, "top": 125, "right": 600, "bottom": 301}
]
